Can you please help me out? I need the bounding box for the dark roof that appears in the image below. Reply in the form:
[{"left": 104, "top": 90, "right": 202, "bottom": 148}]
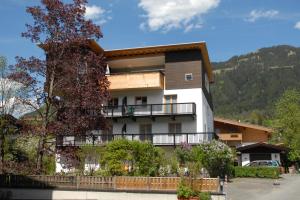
[{"left": 237, "top": 142, "right": 288, "bottom": 153}]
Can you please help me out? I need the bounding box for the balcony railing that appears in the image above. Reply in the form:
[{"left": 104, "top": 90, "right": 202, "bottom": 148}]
[
  {"left": 103, "top": 103, "right": 196, "bottom": 118},
  {"left": 56, "top": 132, "right": 216, "bottom": 147}
]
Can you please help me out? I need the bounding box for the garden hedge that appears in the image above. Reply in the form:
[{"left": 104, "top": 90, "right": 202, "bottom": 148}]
[{"left": 234, "top": 167, "right": 280, "bottom": 179}]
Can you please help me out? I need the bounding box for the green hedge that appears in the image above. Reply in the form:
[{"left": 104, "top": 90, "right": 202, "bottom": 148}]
[{"left": 234, "top": 167, "right": 280, "bottom": 179}]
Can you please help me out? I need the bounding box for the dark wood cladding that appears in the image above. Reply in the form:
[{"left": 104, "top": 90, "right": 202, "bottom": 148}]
[
  {"left": 201, "top": 65, "right": 213, "bottom": 111},
  {"left": 165, "top": 60, "right": 202, "bottom": 90},
  {"left": 165, "top": 49, "right": 202, "bottom": 63}
]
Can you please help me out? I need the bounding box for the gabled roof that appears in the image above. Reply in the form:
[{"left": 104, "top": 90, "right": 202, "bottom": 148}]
[
  {"left": 214, "top": 117, "right": 273, "bottom": 133},
  {"left": 237, "top": 142, "right": 288, "bottom": 152}
]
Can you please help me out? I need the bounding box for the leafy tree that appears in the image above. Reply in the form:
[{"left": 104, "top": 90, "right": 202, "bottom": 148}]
[
  {"left": 0, "top": 56, "right": 25, "bottom": 173},
  {"left": 9, "top": 0, "right": 109, "bottom": 173},
  {"left": 193, "top": 140, "right": 234, "bottom": 178},
  {"left": 271, "top": 89, "right": 300, "bottom": 161}
]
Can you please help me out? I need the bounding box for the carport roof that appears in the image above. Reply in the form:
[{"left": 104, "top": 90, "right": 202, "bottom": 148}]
[{"left": 237, "top": 142, "right": 288, "bottom": 153}]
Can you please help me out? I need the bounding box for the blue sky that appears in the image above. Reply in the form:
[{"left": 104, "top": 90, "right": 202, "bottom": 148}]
[{"left": 0, "top": 0, "right": 300, "bottom": 65}]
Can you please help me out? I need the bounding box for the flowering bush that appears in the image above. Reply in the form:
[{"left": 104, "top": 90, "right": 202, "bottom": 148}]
[
  {"left": 175, "top": 142, "right": 194, "bottom": 165},
  {"left": 194, "top": 140, "right": 234, "bottom": 178}
]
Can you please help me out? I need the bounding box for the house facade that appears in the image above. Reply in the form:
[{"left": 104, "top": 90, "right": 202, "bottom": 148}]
[
  {"left": 214, "top": 117, "right": 287, "bottom": 166},
  {"left": 55, "top": 42, "right": 215, "bottom": 173},
  {"left": 215, "top": 117, "right": 272, "bottom": 148}
]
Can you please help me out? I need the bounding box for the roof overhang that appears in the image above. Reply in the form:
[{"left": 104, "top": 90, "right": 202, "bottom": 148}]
[
  {"left": 104, "top": 42, "right": 214, "bottom": 83},
  {"left": 214, "top": 117, "right": 273, "bottom": 133},
  {"left": 237, "top": 142, "right": 288, "bottom": 153}
]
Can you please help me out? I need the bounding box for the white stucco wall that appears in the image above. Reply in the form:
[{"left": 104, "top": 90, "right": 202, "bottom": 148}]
[
  {"left": 271, "top": 153, "right": 281, "bottom": 164},
  {"left": 109, "top": 88, "right": 214, "bottom": 142},
  {"left": 241, "top": 153, "right": 250, "bottom": 166}
]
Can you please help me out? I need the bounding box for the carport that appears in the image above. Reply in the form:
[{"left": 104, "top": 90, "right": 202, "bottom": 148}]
[{"left": 236, "top": 143, "right": 288, "bottom": 166}]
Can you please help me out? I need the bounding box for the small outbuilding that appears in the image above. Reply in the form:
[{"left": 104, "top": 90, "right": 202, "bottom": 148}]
[{"left": 236, "top": 142, "right": 288, "bottom": 166}]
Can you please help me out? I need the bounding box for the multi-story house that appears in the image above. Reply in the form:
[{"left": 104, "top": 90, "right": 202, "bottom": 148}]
[{"left": 56, "top": 42, "right": 215, "bottom": 172}]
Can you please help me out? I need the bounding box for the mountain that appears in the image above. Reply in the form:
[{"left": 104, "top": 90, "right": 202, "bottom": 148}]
[{"left": 211, "top": 45, "right": 300, "bottom": 125}]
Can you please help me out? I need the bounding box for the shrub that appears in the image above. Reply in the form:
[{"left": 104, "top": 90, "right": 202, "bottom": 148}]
[
  {"left": 234, "top": 167, "right": 280, "bottom": 179},
  {"left": 177, "top": 181, "right": 193, "bottom": 199},
  {"left": 198, "top": 192, "right": 211, "bottom": 200},
  {"left": 175, "top": 143, "right": 193, "bottom": 165},
  {"left": 101, "top": 139, "right": 164, "bottom": 176},
  {"left": 193, "top": 140, "right": 234, "bottom": 178}
]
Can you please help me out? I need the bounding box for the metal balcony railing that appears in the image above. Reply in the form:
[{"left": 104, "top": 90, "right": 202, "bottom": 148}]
[
  {"left": 103, "top": 103, "right": 196, "bottom": 118},
  {"left": 56, "top": 132, "right": 216, "bottom": 147}
]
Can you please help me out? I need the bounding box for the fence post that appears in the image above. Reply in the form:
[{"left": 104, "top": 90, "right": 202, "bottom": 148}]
[
  {"left": 112, "top": 176, "right": 116, "bottom": 190},
  {"left": 147, "top": 177, "right": 150, "bottom": 191},
  {"left": 76, "top": 175, "right": 80, "bottom": 190}
]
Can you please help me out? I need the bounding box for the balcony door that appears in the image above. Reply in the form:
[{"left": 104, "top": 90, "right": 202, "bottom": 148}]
[
  {"left": 169, "top": 123, "right": 183, "bottom": 144},
  {"left": 164, "top": 95, "right": 177, "bottom": 114},
  {"left": 139, "top": 124, "right": 152, "bottom": 141}
]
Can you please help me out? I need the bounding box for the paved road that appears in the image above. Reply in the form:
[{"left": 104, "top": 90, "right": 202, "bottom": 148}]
[{"left": 226, "top": 174, "right": 300, "bottom": 200}]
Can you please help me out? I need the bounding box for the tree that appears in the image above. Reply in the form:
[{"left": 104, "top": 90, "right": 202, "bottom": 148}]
[
  {"left": 10, "top": 0, "right": 109, "bottom": 173},
  {"left": 271, "top": 89, "right": 300, "bottom": 162},
  {"left": 0, "top": 56, "right": 24, "bottom": 173}
]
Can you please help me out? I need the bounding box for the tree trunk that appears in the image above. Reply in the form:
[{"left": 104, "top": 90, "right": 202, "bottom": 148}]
[
  {"left": 36, "top": 136, "right": 45, "bottom": 174},
  {"left": 0, "top": 133, "right": 4, "bottom": 174}
]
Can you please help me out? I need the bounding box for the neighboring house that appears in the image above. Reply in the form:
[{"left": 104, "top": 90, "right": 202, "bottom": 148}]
[
  {"left": 55, "top": 42, "right": 216, "bottom": 173},
  {"left": 214, "top": 117, "right": 272, "bottom": 148},
  {"left": 237, "top": 143, "right": 287, "bottom": 166},
  {"left": 214, "top": 117, "right": 288, "bottom": 166}
]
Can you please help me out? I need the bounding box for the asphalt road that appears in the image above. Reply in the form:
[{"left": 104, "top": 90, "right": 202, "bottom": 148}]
[{"left": 226, "top": 174, "right": 300, "bottom": 200}]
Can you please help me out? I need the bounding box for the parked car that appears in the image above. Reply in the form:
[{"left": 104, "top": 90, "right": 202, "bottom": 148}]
[{"left": 245, "top": 160, "right": 280, "bottom": 167}]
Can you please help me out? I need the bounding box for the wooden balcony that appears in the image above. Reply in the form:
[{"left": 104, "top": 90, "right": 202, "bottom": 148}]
[
  {"left": 107, "top": 71, "right": 164, "bottom": 91},
  {"left": 218, "top": 133, "right": 242, "bottom": 141}
]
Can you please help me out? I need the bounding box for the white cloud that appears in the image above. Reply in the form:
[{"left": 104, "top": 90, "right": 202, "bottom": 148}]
[
  {"left": 138, "top": 0, "right": 220, "bottom": 32},
  {"left": 294, "top": 21, "right": 300, "bottom": 30},
  {"left": 85, "top": 5, "right": 111, "bottom": 25},
  {"left": 246, "top": 9, "right": 279, "bottom": 22}
]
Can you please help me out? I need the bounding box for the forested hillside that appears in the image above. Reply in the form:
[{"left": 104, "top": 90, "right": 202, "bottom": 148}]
[{"left": 211, "top": 45, "right": 300, "bottom": 125}]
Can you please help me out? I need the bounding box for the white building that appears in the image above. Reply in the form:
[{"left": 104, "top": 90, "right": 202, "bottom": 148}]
[{"left": 56, "top": 42, "right": 215, "bottom": 173}]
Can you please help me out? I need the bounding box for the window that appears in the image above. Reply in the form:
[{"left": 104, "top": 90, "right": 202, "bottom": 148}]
[
  {"left": 135, "top": 96, "right": 147, "bottom": 105},
  {"left": 108, "top": 98, "right": 118, "bottom": 108},
  {"left": 168, "top": 123, "right": 182, "bottom": 133},
  {"left": 185, "top": 73, "right": 193, "bottom": 81}
]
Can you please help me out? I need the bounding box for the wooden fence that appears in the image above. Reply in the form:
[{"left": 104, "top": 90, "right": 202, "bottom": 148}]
[{"left": 0, "top": 175, "right": 220, "bottom": 193}]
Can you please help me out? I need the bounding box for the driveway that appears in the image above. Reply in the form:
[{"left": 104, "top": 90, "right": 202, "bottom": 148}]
[{"left": 226, "top": 174, "right": 300, "bottom": 200}]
